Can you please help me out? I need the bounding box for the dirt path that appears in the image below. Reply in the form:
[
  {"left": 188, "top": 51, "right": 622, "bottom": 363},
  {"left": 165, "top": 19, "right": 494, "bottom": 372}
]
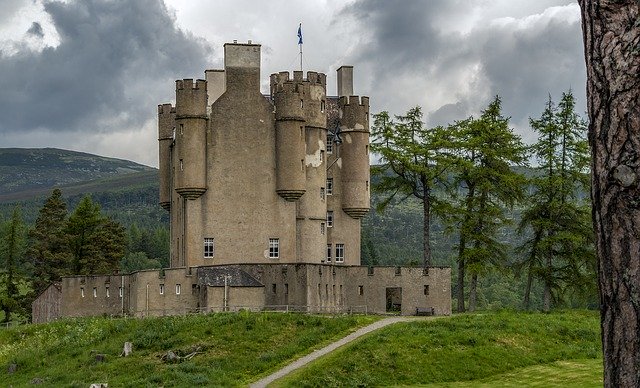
[{"left": 250, "top": 316, "right": 433, "bottom": 388}]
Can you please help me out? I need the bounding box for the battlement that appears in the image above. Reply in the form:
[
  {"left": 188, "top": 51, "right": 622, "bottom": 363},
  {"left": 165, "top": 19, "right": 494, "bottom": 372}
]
[
  {"left": 158, "top": 103, "right": 175, "bottom": 115},
  {"left": 176, "top": 79, "right": 207, "bottom": 90},
  {"left": 339, "top": 95, "right": 370, "bottom": 108},
  {"left": 270, "top": 71, "right": 326, "bottom": 95}
]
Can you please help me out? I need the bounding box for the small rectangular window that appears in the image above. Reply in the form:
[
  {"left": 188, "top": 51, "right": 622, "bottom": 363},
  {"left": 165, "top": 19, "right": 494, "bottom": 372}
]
[
  {"left": 326, "top": 178, "right": 333, "bottom": 195},
  {"left": 81, "top": 287, "right": 85, "bottom": 298},
  {"left": 320, "top": 187, "right": 325, "bottom": 200},
  {"left": 327, "top": 244, "right": 332, "bottom": 262},
  {"left": 119, "top": 287, "right": 123, "bottom": 298},
  {"left": 320, "top": 150, "right": 325, "bottom": 163},
  {"left": 93, "top": 287, "right": 97, "bottom": 298},
  {"left": 285, "top": 283, "right": 289, "bottom": 294},
  {"left": 321, "top": 100, "right": 326, "bottom": 113},
  {"left": 320, "top": 222, "right": 325, "bottom": 235},
  {"left": 272, "top": 283, "right": 277, "bottom": 294},
  {"left": 326, "top": 135, "right": 333, "bottom": 154},
  {"left": 204, "top": 238, "right": 215, "bottom": 258},
  {"left": 106, "top": 286, "right": 110, "bottom": 298},
  {"left": 358, "top": 285, "right": 364, "bottom": 295},
  {"left": 269, "top": 238, "right": 279, "bottom": 259},
  {"left": 336, "top": 244, "right": 345, "bottom": 263},
  {"left": 160, "top": 284, "right": 165, "bottom": 295},
  {"left": 180, "top": 159, "right": 184, "bottom": 171},
  {"left": 327, "top": 211, "right": 334, "bottom": 227},
  {"left": 424, "top": 285, "right": 430, "bottom": 296},
  {"left": 179, "top": 124, "right": 184, "bottom": 135},
  {"left": 176, "top": 284, "right": 181, "bottom": 295}
]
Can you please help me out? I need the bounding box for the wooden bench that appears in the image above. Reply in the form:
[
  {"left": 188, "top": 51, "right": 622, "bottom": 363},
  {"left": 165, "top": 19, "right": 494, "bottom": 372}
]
[{"left": 415, "top": 307, "right": 434, "bottom": 316}]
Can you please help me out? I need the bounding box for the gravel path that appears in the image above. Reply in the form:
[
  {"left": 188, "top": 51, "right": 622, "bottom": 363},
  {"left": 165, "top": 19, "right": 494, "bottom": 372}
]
[{"left": 250, "top": 316, "right": 432, "bottom": 388}]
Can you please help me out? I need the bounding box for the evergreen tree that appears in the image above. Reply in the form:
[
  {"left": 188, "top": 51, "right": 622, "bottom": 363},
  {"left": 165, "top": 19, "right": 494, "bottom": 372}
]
[
  {"left": 27, "top": 188, "right": 72, "bottom": 294},
  {"left": 517, "top": 91, "right": 594, "bottom": 312},
  {"left": 450, "top": 96, "right": 527, "bottom": 312},
  {"left": 0, "top": 207, "right": 27, "bottom": 322},
  {"left": 66, "top": 195, "right": 125, "bottom": 274},
  {"left": 370, "top": 107, "right": 455, "bottom": 267}
]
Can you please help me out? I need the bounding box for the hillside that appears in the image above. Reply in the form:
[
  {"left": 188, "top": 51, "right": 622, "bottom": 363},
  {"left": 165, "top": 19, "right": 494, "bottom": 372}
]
[{"left": 0, "top": 148, "right": 155, "bottom": 197}]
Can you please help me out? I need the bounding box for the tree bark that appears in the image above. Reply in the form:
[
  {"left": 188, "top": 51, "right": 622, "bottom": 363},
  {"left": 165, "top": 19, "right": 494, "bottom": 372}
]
[
  {"left": 457, "top": 240, "right": 466, "bottom": 313},
  {"left": 579, "top": 1, "right": 640, "bottom": 386},
  {"left": 469, "top": 273, "right": 478, "bottom": 312},
  {"left": 523, "top": 262, "right": 533, "bottom": 310},
  {"left": 422, "top": 176, "right": 431, "bottom": 268}
]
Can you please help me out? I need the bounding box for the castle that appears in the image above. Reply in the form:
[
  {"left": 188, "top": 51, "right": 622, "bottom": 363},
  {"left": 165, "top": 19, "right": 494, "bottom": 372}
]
[{"left": 32, "top": 42, "right": 451, "bottom": 323}]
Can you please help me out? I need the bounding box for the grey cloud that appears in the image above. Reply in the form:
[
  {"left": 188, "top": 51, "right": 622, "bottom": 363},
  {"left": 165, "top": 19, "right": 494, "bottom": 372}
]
[
  {"left": 27, "top": 22, "right": 44, "bottom": 37},
  {"left": 0, "top": 0, "right": 212, "bottom": 134}
]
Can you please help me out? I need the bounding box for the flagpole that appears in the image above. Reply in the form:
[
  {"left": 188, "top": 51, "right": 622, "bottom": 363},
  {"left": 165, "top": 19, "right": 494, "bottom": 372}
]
[{"left": 298, "top": 23, "right": 303, "bottom": 71}]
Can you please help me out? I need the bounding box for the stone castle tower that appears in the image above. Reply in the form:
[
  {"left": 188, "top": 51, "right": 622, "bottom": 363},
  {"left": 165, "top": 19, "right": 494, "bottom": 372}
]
[{"left": 158, "top": 42, "right": 370, "bottom": 269}]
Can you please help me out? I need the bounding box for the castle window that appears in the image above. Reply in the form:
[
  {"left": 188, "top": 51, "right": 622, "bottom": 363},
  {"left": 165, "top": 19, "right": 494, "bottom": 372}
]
[
  {"left": 176, "top": 284, "right": 181, "bottom": 295},
  {"left": 180, "top": 159, "right": 184, "bottom": 171},
  {"left": 336, "top": 244, "right": 345, "bottom": 263},
  {"left": 320, "top": 150, "right": 325, "bottom": 163},
  {"left": 93, "top": 287, "right": 97, "bottom": 298},
  {"left": 320, "top": 222, "right": 325, "bottom": 235},
  {"left": 366, "top": 180, "right": 369, "bottom": 192},
  {"left": 424, "top": 285, "right": 430, "bottom": 296},
  {"left": 320, "top": 187, "right": 325, "bottom": 200},
  {"left": 81, "top": 287, "right": 85, "bottom": 298},
  {"left": 272, "top": 284, "right": 277, "bottom": 294},
  {"left": 327, "top": 211, "right": 334, "bottom": 227},
  {"left": 179, "top": 124, "right": 184, "bottom": 135},
  {"left": 160, "top": 284, "right": 165, "bottom": 295},
  {"left": 326, "top": 136, "right": 333, "bottom": 154},
  {"left": 301, "top": 159, "right": 304, "bottom": 171},
  {"left": 285, "top": 283, "right": 289, "bottom": 294},
  {"left": 326, "top": 178, "right": 333, "bottom": 195},
  {"left": 106, "top": 286, "right": 110, "bottom": 298},
  {"left": 321, "top": 100, "right": 325, "bottom": 112},
  {"left": 327, "top": 244, "right": 332, "bottom": 262},
  {"left": 365, "top": 144, "right": 369, "bottom": 155},
  {"left": 204, "top": 238, "right": 215, "bottom": 258},
  {"left": 358, "top": 285, "right": 364, "bottom": 295},
  {"left": 119, "top": 287, "right": 123, "bottom": 298},
  {"left": 269, "top": 238, "right": 279, "bottom": 259},
  {"left": 300, "top": 99, "right": 304, "bottom": 108}
]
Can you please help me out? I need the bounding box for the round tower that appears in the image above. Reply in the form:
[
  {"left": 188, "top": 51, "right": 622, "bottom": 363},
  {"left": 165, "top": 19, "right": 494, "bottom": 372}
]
[
  {"left": 271, "top": 72, "right": 306, "bottom": 201},
  {"left": 339, "top": 95, "right": 370, "bottom": 219},
  {"left": 174, "top": 79, "right": 208, "bottom": 199},
  {"left": 158, "top": 103, "right": 175, "bottom": 210}
]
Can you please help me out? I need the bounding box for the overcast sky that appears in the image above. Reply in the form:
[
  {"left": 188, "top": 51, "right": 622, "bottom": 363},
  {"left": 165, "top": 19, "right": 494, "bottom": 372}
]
[{"left": 0, "top": 0, "right": 586, "bottom": 167}]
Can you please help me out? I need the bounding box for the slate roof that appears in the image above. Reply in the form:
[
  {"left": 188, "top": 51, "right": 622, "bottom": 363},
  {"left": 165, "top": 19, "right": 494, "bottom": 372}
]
[{"left": 196, "top": 266, "right": 263, "bottom": 287}]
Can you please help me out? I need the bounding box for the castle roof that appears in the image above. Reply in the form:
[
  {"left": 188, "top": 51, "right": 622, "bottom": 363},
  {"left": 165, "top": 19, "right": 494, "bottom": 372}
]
[{"left": 196, "top": 266, "right": 264, "bottom": 287}]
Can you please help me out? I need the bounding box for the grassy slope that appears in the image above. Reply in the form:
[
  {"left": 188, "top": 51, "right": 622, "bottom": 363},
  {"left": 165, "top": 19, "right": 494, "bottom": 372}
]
[
  {"left": 0, "top": 312, "right": 377, "bottom": 387},
  {"left": 276, "top": 310, "right": 601, "bottom": 387}
]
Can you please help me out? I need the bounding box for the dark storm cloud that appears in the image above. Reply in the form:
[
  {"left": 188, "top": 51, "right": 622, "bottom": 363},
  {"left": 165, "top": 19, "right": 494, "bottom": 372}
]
[
  {"left": 0, "top": 0, "right": 211, "bottom": 134},
  {"left": 341, "top": 0, "right": 585, "bottom": 131},
  {"left": 27, "top": 22, "right": 44, "bottom": 37}
]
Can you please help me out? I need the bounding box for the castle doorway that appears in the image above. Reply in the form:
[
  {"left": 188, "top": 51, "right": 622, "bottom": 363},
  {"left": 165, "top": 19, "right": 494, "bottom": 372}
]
[{"left": 386, "top": 287, "right": 402, "bottom": 313}]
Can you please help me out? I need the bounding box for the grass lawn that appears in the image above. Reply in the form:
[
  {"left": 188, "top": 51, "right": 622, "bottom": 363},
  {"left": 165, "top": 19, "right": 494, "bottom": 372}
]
[
  {"left": 0, "top": 312, "right": 378, "bottom": 387},
  {"left": 275, "top": 310, "right": 601, "bottom": 387}
]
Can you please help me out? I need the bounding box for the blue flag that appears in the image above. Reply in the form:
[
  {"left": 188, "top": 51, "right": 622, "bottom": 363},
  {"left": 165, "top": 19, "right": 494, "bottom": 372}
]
[{"left": 297, "top": 23, "right": 303, "bottom": 45}]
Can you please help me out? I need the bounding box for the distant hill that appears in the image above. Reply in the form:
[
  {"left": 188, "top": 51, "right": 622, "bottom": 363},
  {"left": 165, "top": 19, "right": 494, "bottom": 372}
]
[{"left": 0, "top": 148, "right": 155, "bottom": 198}]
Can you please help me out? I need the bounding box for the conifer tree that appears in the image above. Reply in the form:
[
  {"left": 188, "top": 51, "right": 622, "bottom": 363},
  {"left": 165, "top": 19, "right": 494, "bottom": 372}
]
[
  {"left": 371, "top": 107, "right": 455, "bottom": 267},
  {"left": 517, "top": 91, "right": 593, "bottom": 312},
  {"left": 450, "top": 96, "right": 527, "bottom": 312},
  {"left": 28, "top": 188, "right": 72, "bottom": 294},
  {"left": 0, "top": 206, "right": 27, "bottom": 322}
]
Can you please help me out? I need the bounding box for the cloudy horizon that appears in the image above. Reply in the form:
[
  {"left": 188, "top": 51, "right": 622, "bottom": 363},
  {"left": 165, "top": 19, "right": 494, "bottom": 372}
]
[{"left": 0, "top": 0, "right": 586, "bottom": 167}]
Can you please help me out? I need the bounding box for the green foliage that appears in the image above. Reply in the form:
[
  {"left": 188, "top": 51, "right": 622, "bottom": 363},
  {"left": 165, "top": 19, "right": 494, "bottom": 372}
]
[
  {"left": 0, "top": 312, "right": 378, "bottom": 386},
  {"left": 517, "top": 91, "right": 595, "bottom": 311},
  {"left": 277, "top": 310, "right": 601, "bottom": 387},
  {"left": 0, "top": 207, "right": 29, "bottom": 322}
]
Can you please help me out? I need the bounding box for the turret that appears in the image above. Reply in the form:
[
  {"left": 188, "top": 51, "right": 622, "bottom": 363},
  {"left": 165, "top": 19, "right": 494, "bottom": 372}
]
[
  {"left": 158, "top": 103, "right": 175, "bottom": 210},
  {"left": 338, "top": 76, "right": 370, "bottom": 218},
  {"left": 271, "top": 72, "right": 306, "bottom": 201},
  {"left": 174, "top": 78, "right": 208, "bottom": 199}
]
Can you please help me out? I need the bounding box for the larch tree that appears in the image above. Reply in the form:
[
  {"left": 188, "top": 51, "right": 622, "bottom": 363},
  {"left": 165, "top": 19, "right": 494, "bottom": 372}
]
[
  {"left": 450, "top": 96, "right": 527, "bottom": 312},
  {"left": 0, "top": 207, "right": 27, "bottom": 322},
  {"left": 578, "top": 1, "right": 640, "bottom": 386},
  {"left": 517, "top": 92, "right": 593, "bottom": 312},
  {"left": 370, "top": 107, "right": 455, "bottom": 268}
]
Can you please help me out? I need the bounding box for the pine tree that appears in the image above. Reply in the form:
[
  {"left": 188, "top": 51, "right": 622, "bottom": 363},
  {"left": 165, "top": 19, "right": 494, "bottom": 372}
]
[
  {"left": 517, "top": 91, "right": 593, "bottom": 312},
  {"left": 28, "top": 188, "right": 72, "bottom": 294},
  {"left": 370, "top": 107, "right": 455, "bottom": 267},
  {"left": 0, "top": 206, "right": 27, "bottom": 322},
  {"left": 450, "top": 96, "right": 527, "bottom": 312}
]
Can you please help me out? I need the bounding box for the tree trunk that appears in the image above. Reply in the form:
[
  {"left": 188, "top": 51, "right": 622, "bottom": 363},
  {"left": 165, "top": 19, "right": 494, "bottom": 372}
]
[
  {"left": 456, "top": 241, "right": 466, "bottom": 313},
  {"left": 468, "top": 273, "right": 478, "bottom": 312},
  {"left": 523, "top": 263, "right": 533, "bottom": 310},
  {"left": 579, "top": 2, "right": 640, "bottom": 386},
  {"left": 422, "top": 177, "right": 431, "bottom": 268}
]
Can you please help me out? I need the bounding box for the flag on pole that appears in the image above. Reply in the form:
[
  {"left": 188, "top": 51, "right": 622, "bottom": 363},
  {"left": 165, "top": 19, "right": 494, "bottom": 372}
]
[{"left": 297, "top": 23, "right": 303, "bottom": 45}]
